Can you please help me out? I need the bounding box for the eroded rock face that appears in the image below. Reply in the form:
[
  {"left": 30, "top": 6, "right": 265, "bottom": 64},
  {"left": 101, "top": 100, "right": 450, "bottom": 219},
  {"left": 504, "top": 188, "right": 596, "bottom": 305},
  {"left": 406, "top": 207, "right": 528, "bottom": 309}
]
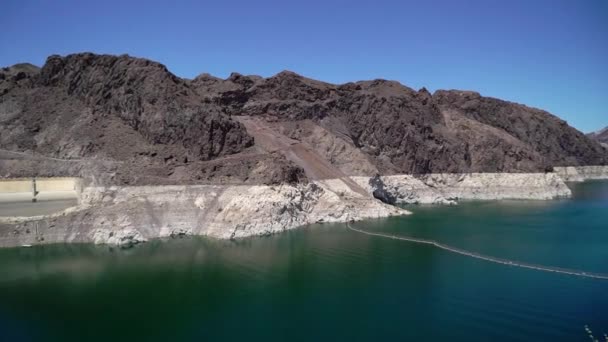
[
  {"left": 0, "top": 180, "right": 409, "bottom": 247},
  {"left": 1, "top": 54, "right": 296, "bottom": 185},
  {"left": 2, "top": 53, "right": 607, "bottom": 187},
  {"left": 433, "top": 91, "right": 607, "bottom": 169},
  {"left": 355, "top": 173, "right": 571, "bottom": 204},
  {"left": 91, "top": 228, "right": 146, "bottom": 248},
  {"left": 0, "top": 171, "right": 580, "bottom": 247},
  {"left": 191, "top": 70, "right": 608, "bottom": 175},
  {"left": 0, "top": 63, "right": 39, "bottom": 93},
  {"left": 36, "top": 53, "right": 254, "bottom": 160},
  {"left": 369, "top": 175, "right": 398, "bottom": 205},
  {"left": 554, "top": 165, "right": 608, "bottom": 182},
  {"left": 588, "top": 127, "right": 608, "bottom": 147}
]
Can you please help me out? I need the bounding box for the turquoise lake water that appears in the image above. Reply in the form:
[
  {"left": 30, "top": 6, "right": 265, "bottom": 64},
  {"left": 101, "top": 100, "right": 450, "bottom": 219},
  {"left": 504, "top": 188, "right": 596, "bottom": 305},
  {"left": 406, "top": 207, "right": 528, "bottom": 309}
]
[{"left": 0, "top": 181, "right": 607, "bottom": 341}]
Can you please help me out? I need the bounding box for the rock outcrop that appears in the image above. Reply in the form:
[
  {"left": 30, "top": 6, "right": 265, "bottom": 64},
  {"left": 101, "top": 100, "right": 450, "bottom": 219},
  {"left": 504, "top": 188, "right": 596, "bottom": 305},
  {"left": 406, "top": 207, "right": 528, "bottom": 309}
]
[
  {"left": 0, "top": 170, "right": 581, "bottom": 247},
  {"left": 38, "top": 53, "right": 253, "bottom": 161},
  {"left": 358, "top": 173, "right": 570, "bottom": 205},
  {"left": 2, "top": 53, "right": 607, "bottom": 247},
  {"left": 553, "top": 166, "right": 608, "bottom": 182},
  {"left": 2, "top": 53, "right": 607, "bottom": 188},
  {"left": 0, "top": 179, "right": 408, "bottom": 247},
  {"left": 190, "top": 71, "right": 608, "bottom": 175},
  {"left": 1, "top": 54, "right": 304, "bottom": 186},
  {"left": 588, "top": 126, "right": 608, "bottom": 148}
]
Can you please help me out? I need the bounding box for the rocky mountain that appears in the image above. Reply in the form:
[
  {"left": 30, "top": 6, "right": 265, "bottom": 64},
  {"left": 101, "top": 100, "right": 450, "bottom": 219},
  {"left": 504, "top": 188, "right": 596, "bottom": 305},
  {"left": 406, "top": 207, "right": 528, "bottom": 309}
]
[
  {"left": 0, "top": 54, "right": 303, "bottom": 185},
  {"left": 1, "top": 53, "right": 606, "bottom": 185},
  {"left": 588, "top": 127, "right": 608, "bottom": 147}
]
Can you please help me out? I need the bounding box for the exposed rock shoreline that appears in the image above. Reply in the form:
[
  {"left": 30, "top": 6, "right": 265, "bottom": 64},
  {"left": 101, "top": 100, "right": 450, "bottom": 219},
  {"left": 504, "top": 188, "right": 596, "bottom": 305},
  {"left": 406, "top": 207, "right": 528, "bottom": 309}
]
[
  {"left": 553, "top": 166, "right": 608, "bottom": 182},
  {"left": 0, "top": 179, "right": 407, "bottom": 248},
  {"left": 359, "top": 172, "right": 572, "bottom": 205},
  {"left": 2, "top": 53, "right": 607, "bottom": 248},
  {"left": 2, "top": 167, "right": 606, "bottom": 248}
]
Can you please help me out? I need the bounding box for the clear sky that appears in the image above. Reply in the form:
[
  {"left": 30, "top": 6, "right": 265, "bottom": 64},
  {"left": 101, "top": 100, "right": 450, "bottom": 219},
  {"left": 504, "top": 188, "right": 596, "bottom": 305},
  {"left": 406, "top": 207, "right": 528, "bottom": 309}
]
[{"left": 1, "top": 0, "right": 606, "bottom": 132}]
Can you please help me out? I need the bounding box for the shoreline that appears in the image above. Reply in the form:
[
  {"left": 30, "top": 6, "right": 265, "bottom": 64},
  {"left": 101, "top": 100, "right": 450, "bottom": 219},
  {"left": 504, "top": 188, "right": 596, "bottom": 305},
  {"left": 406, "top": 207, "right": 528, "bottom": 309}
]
[{"left": 0, "top": 166, "right": 607, "bottom": 248}]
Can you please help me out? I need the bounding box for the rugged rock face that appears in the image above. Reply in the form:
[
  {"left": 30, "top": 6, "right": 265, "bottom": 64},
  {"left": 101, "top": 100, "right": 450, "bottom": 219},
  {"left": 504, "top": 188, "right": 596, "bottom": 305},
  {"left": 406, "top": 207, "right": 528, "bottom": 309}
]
[
  {"left": 588, "top": 127, "right": 608, "bottom": 147},
  {"left": 369, "top": 175, "right": 398, "bottom": 204},
  {"left": 190, "top": 69, "right": 607, "bottom": 175},
  {"left": 3, "top": 53, "right": 607, "bottom": 247},
  {"left": 0, "top": 170, "right": 582, "bottom": 247},
  {"left": 0, "top": 54, "right": 306, "bottom": 185},
  {"left": 0, "top": 180, "right": 408, "bottom": 247},
  {"left": 359, "top": 173, "right": 571, "bottom": 204},
  {"left": 434, "top": 91, "right": 607, "bottom": 169},
  {"left": 553, "top": 165, "right": 608, "bottom": 182},
  {"left": 2, "top": 52, "right": 607, "bottom": 187},
  {"left": 37, "top": 53, "right": 253, "bottom": 160}
]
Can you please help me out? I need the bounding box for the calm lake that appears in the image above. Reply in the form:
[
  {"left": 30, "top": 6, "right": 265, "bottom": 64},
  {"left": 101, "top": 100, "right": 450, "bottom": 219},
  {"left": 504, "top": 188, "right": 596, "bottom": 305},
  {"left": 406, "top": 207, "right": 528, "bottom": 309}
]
[{"left": 0, "top": 181, "right": 607, "bottom": 341}]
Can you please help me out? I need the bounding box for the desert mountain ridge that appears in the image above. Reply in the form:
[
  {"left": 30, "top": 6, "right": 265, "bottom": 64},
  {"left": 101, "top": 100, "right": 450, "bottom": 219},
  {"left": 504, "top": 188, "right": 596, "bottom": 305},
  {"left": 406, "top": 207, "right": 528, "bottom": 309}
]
[
  {"left": 588, "top": 126, "right": 608, "bottom": 147},
  {"left": 1, "top": 52, "right": 606, "bottom": 185}
]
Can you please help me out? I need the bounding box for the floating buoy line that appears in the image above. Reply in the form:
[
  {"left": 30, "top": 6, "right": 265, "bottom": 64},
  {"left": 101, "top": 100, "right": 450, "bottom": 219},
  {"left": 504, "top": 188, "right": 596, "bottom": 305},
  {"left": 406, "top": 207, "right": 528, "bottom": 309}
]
[{"left": 346, "top": 223, "right": 608, "bottom": 280}]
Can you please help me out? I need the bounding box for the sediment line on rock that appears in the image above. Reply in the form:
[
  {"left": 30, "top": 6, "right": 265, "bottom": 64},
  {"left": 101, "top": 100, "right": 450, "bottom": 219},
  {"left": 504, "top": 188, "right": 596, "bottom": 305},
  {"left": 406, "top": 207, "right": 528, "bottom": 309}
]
[
  {"left": 0, "top": 179, "right": 408, "bottom": 247},
  {"left": 355, "top": 172, "right": 572, "bottom": 205},
  {"left": 0, "top": 169, "right": 599, "bottom": 248},
  {"left": 553, "top": 166, "right": 608, "bottom": 182}
]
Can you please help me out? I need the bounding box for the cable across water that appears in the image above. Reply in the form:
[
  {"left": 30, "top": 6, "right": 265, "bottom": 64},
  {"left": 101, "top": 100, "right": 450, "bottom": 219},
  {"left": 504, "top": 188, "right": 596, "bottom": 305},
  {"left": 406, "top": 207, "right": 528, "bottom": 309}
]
[{"left": 346, "top": 223, "right": 608, "bottom": 280}]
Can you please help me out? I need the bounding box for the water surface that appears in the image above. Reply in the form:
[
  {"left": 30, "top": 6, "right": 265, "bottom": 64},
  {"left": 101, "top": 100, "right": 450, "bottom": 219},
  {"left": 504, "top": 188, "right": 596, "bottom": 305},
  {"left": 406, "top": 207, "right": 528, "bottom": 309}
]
[{"left": 0, "top": 181, "right": 607, "bottom": 341}]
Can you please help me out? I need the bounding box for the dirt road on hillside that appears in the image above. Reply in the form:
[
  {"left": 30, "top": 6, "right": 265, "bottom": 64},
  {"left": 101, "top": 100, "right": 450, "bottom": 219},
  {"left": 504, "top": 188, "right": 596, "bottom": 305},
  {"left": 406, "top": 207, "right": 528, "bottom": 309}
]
[{"left": 235, "top": 116, "right": 369, "bottom": 197}]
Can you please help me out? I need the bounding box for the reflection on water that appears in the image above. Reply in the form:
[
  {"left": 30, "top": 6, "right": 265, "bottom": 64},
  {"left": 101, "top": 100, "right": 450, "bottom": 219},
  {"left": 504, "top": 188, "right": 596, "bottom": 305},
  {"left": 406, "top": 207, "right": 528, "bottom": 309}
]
[{"left": 0, "top": 182, "right": 607, "bottom": 341}]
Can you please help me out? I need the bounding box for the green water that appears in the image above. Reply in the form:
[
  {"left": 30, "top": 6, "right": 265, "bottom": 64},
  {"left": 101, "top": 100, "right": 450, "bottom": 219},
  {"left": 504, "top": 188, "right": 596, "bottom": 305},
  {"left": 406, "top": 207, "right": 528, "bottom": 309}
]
[{"left": 1, "top": 182, "right": 607, "bottom": 341}]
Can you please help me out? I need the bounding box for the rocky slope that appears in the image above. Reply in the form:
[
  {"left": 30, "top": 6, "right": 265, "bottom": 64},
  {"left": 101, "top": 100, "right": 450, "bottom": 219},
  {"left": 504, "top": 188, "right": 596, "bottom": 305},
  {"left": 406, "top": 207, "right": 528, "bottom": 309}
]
[
  {"left": 0, "top": 54, "right": 303, "bottom": 185},
  {"left": 2, "top": 54, "right": 253, "bottom": 159},
  {"left": 553, "top": 165, "right": 608, "bottom": 182},
  {"left": 190, "top": 70, "right": 607, "bottom": 176},
  {"left": 588, "top": 126, "right": 608, "bottom": 147},
  {"left": 2, "top": 52, "right": 607, "bottom": 187},
  {"left": 2, "top": 52, "right": 607, "bottom": 246}
]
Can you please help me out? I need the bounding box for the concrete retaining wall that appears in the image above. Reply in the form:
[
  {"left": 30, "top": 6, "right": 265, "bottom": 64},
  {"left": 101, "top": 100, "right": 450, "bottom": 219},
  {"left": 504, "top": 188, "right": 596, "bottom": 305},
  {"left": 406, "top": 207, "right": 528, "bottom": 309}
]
[
  {"left": 0, "top": 178, "right": 83, "bottom": 204},
  {"left": 0, "top": 177, "right": 82, "bottom": 193},
  {"left": 0, "top": 179, "right": 33, "bottom": 193}
]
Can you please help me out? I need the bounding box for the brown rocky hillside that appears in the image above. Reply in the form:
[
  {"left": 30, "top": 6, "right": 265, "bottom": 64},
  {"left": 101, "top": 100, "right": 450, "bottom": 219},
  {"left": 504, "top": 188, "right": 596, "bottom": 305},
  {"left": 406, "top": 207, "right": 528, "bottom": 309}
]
[{"left": 1, "top": 53, "right": 606, "bottom": 185}]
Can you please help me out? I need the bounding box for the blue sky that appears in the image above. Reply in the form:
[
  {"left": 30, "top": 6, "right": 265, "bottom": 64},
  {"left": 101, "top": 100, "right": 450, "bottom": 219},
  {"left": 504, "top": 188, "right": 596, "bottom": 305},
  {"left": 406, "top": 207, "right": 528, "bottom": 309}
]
[{"left": 1, "top": 0, "right": 606, "bottom": 132}]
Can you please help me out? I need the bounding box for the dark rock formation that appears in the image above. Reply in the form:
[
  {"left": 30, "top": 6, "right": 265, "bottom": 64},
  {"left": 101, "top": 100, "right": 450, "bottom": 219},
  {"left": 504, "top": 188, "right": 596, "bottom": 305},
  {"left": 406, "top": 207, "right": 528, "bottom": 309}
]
[
  {"left": 369, "top": 175, "right": 397, "bottom": 204},
  {"left": 191, "top": 70, "right": 607, "bottom": 174},
  {"left": 1, "top": 52, "right": 606, "bottom": 185},
  {"left": 35, "top": 53, "right": 252, "bottom": 160},
  {"left": 0, "top": 54, "right": 297, "bottom": 185}
]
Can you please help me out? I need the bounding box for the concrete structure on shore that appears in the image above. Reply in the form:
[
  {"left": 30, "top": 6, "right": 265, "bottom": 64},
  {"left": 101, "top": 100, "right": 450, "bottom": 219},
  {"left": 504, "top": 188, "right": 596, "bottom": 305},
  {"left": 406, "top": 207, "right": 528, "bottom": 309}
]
[
  {"left": 0, "top": 177, "right": 82, "bottom": 203},
  {"left": 0, "top": 177, "right": 81, "bottom": 218}
]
